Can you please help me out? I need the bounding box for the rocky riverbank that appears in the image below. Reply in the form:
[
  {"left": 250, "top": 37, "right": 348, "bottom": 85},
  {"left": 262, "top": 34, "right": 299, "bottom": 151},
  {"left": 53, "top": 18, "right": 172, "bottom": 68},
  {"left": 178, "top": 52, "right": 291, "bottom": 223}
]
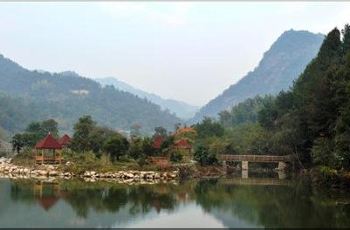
[{"left": 0, "top": 157, "right": 179, "bottom": 183}]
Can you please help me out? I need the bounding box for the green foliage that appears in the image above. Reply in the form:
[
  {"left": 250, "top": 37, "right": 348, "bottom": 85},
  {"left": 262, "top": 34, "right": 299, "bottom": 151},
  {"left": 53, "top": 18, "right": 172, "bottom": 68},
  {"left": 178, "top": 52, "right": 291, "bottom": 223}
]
[
  {"left": 224, "top": 123, "right": 271, "bottom": 155},
  {"left": 251, "top": 25, "right": 350, "bottom": 169},
  {"left": 141, "top": 137, "right": 156, "bottom": 157},
  {"left": 70, "top": 116, "right": 96, "bottom": 152},
  {"left": 194, "top": 117, "right": 224, "bottom": 139},
  {"left": 194, "top": 144, "right": 218, "bottom": 166},
  {"left": 11, "top": 119, "right": 59, "bottom": 153},
  {"left": 220, "top": 95, "right": 275, "bottom": 127},
  {"left": 311, "top": 138, "right": 338, "bottom": 168},
  {"left": 153, "top": 126, "right": 168, "bottom": 138},
  {"left": 103, "top": 134, "right": 129, "bottom": 162},
  {"left": 11, "top": 134, "right": 25, "bottom": 153},
  {"left": 0, "top": 55, "right": 182, "bottom": 135},
  {"left": 170, "top": 150, "right": 183, "bottom": 163},
  {"left": 128, "top": 137, "right": 144, "bottom": 160}
]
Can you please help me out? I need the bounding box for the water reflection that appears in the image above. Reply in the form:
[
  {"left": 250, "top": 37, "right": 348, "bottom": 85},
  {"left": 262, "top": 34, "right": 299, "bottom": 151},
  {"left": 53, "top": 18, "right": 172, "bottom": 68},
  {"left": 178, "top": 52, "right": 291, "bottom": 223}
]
[{"left": 1, "top": 176, "right": 350, "bottom": 228}]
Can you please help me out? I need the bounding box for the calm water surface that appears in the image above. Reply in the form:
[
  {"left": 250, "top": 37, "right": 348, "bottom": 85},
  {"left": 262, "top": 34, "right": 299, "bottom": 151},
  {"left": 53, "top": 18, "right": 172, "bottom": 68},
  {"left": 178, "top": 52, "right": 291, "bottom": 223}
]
[{"left": 1, "top": 175, "right": 350, "bottom": 228}]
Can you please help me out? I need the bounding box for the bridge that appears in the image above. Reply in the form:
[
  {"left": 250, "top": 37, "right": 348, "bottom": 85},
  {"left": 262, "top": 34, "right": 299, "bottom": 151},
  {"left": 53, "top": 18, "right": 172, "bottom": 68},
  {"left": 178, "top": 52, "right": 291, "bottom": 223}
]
[{"left": 219, "top": 154, "right": 293, "bottom": 176}]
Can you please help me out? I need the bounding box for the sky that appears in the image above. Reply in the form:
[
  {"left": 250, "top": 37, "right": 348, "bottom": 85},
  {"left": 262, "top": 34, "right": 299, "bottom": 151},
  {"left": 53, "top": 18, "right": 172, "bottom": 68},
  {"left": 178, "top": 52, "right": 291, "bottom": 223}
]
[{"left": 0, "top": 2, "right": 350, "bottom": 106}]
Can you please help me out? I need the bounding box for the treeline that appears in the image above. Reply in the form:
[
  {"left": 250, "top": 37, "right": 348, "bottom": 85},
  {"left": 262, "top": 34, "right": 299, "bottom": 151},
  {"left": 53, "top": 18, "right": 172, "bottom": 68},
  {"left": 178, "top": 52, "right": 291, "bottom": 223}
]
[
  {"left": 194, "top": 25, "right": 350, "bottom": 171},
  {"left": 11, "top": 115, "right": 194, "bottom": 165}
]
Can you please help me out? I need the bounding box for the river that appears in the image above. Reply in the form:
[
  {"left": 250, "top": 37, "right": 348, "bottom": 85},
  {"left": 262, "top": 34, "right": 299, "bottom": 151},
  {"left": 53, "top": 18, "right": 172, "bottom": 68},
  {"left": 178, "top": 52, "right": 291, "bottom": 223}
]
[{"left": 1, "top": 174, "right": 350, "bottom": 228}]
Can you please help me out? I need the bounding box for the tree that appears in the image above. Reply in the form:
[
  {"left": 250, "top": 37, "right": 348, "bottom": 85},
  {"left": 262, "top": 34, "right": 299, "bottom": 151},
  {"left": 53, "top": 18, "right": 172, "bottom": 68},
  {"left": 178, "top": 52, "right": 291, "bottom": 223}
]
[
  {"left": 194, "top": 144, "right": 218, "bottom": 166},
  {"left": 40, "top": 119, "right": 59, "bottom": 138},
  {"left": 194, "top": 117, "right": 224, "bottom": 139},
  {"left": 70, "top": 116, "right": 96, "bottom": 152},
  {"left": 154, "top": 126, "right": 167, "bottom": 138},
  {"left": 103, "top": 134, "right": 129, "bottom": 161},
  {"left": 342, "top": 24, "right": 350, "bottom": 54},
  {"left": 88, "top": 126, "right": 116, "bottom": 155},
  {"left": 142, "top": 137, "right": 155, "bottom": 157},
  {"left": 11, "top": 134, "right": 24, "bottom": 153},
  {"left": 128, "top": 137, "right": 144, "bottom": 160}
]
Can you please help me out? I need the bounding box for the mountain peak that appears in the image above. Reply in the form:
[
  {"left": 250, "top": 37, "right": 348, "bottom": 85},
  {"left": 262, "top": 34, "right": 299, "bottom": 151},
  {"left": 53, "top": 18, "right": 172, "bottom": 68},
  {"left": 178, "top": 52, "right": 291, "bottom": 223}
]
[{"left": 190, "top": 30, "right": 325, "bottom": 123}]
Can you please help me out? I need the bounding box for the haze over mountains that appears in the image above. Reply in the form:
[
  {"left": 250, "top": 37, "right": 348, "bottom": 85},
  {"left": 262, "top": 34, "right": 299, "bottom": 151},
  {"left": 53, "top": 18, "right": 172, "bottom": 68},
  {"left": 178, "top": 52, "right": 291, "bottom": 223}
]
[
  {"left": 0, "top": 29, "right": 326, "bottom": 137},
  {"left": 0, "top": 54, "right": 181, "bottom": 135},
  {"left": 96, "top": 77, "right": 199, "bottom": 119},
  {"left": 191, "top": 30, "right": 325, "bottom": 123}
]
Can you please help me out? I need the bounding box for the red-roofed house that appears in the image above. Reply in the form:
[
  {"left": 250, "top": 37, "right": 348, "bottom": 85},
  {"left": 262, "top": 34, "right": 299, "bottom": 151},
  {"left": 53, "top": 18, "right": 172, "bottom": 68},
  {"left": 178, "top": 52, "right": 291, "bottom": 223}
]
[
  {"left": 58, "top": 134, "right": 71, "bottom": 148},
  {"left": 35, "top": 133, "right": 62, "bottom": 164},
  {"left": 174, "top": 139, "right": 192, "bottom": 154}
]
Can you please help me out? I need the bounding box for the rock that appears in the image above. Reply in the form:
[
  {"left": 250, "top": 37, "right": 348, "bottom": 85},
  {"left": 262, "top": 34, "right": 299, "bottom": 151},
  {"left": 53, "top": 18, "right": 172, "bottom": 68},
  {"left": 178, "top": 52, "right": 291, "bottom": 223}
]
[
  {"left": 38, "top": 170, "right": 48, "bottom": 176},
  {"left": 49, "top": 171, "right": 59, "bottom": 176},
  {"left": 47, "top": 165, "right": 55, "bottom": 170},
  {"left": 124, "top": 173, "right": 134, "bottom": 179},
  {"left": 154, "top": 173, "right": 160, "bottom": 179}
]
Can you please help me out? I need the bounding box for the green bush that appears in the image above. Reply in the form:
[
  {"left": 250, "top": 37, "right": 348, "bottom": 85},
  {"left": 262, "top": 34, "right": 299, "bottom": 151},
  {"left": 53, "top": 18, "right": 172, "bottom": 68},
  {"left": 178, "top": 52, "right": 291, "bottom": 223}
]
[
  {"left": 194, "top": 144, "right": 218, "bottom": 166},
  {"left": 170, "top": 150, "right": 183, "bottom": 163}
]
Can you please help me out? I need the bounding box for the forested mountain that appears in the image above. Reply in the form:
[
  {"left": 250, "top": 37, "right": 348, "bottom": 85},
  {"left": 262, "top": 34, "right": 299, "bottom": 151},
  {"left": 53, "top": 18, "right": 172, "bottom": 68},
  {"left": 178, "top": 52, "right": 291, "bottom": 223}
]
[
  {"left": 191, "top": 30, "right": 324, "bottom": 122},
  {"left": 96, "top": 77, "right": 199, "bottom": 119},
  {"left": 0, "top": 54, "right": 182, "bottom": 135},
  {"left": 256, "top": 25, "right": 350, "bottom": 168}
]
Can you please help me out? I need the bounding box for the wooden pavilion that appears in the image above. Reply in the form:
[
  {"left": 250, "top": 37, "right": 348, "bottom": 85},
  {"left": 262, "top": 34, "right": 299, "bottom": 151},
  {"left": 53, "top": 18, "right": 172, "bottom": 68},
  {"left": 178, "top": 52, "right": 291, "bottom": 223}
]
[{"left": 34, "top": 133, "right": 62, "bottom": 164}]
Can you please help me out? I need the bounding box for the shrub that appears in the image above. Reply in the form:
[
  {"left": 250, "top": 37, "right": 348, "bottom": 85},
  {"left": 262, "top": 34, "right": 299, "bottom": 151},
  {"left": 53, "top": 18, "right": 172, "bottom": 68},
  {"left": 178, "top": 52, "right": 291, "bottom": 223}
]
[{"left": 170, "top": 150, "right": 183, "bottom": 163}]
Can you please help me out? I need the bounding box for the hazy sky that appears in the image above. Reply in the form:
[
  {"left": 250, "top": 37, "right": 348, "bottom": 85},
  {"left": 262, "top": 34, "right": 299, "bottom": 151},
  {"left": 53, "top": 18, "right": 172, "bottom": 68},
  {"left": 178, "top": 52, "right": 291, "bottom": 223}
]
[{"left": 0, "top": 2, "right": 350, "bottom": 106}]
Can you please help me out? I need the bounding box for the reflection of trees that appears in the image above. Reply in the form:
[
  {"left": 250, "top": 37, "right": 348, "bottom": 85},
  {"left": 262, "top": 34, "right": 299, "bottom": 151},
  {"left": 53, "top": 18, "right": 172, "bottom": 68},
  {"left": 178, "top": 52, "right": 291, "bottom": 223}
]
[
  {"left": 9, "top": 178, "right": 350, "bottom": 228},
  {"left": 193, "top": 178, "right": 350, "bottom": 228},
  {"left": 128, "top": 185, "right": 177, "bottom": 214},
  {"left": 9, "top": 180, "right": 181, "bottom": 219}
]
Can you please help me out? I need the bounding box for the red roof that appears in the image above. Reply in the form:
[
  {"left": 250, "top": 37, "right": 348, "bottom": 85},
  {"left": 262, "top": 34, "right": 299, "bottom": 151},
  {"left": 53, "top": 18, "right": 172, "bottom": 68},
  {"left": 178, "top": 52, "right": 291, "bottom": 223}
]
[
  {"left": 35, "top": 133, "right": 62, "bottom": 150},
  {"left": 174, "top": 139, "right": 191, "bottom": 149},
  {"left": 152, "top": 135, "right": 164, "bottom": 149},
  {"left": 58, "top": 134, "right": 71, "bottom": 146},
  {"left": 38, "top": 196, "right": 59, "bottom": 211}
]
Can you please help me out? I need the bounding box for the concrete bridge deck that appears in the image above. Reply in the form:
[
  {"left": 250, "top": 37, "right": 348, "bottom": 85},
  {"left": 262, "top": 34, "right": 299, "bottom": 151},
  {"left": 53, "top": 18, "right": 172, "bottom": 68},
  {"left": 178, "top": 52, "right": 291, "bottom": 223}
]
[
  {"left": 219, "top": 154, "right": 293, "bottom": 178},
  {"left": 219, "top": 154, "right": 292, "bottom": 163}
]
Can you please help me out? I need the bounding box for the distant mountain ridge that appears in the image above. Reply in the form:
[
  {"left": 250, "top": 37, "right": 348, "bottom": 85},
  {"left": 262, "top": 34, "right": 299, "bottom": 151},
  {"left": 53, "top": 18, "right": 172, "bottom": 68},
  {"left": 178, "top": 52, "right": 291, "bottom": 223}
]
[
  {"left": 191, "top": 29, "right": 325, "bottom": 122},
  {"left": 96, "top": 77, "right": 199, "bottom": 119},
  {"left": 0, "top": 54, "right": 182, "bottom": 134}
]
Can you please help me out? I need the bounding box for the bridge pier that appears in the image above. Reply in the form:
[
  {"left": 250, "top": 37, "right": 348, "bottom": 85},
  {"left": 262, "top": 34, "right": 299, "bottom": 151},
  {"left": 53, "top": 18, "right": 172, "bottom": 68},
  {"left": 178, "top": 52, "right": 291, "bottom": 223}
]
[
  {"left": 242, "top": 161, "right": 249, "bottom": 179},
  {"left": 277, "top": 161, "right": 287, "bottom": 171},
  {"left": 242, "top": 161, "right": 249, "bottom": 170},
  {"left": 222, "top": 160, "right": 227, "bottom": 173}
]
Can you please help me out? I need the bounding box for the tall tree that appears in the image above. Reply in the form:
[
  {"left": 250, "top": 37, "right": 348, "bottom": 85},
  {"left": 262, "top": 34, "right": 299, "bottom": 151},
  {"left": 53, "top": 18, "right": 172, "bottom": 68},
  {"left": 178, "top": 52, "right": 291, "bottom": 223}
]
[{"left": 70, "top": 115, "right": 96, "bottom": 152}]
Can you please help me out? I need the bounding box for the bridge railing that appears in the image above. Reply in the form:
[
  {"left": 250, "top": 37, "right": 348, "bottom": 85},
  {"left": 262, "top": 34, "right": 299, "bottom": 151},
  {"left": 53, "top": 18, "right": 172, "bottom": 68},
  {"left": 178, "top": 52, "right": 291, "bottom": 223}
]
[{"left": 219, "top": 154, "right": 292, "bottom": 163}]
